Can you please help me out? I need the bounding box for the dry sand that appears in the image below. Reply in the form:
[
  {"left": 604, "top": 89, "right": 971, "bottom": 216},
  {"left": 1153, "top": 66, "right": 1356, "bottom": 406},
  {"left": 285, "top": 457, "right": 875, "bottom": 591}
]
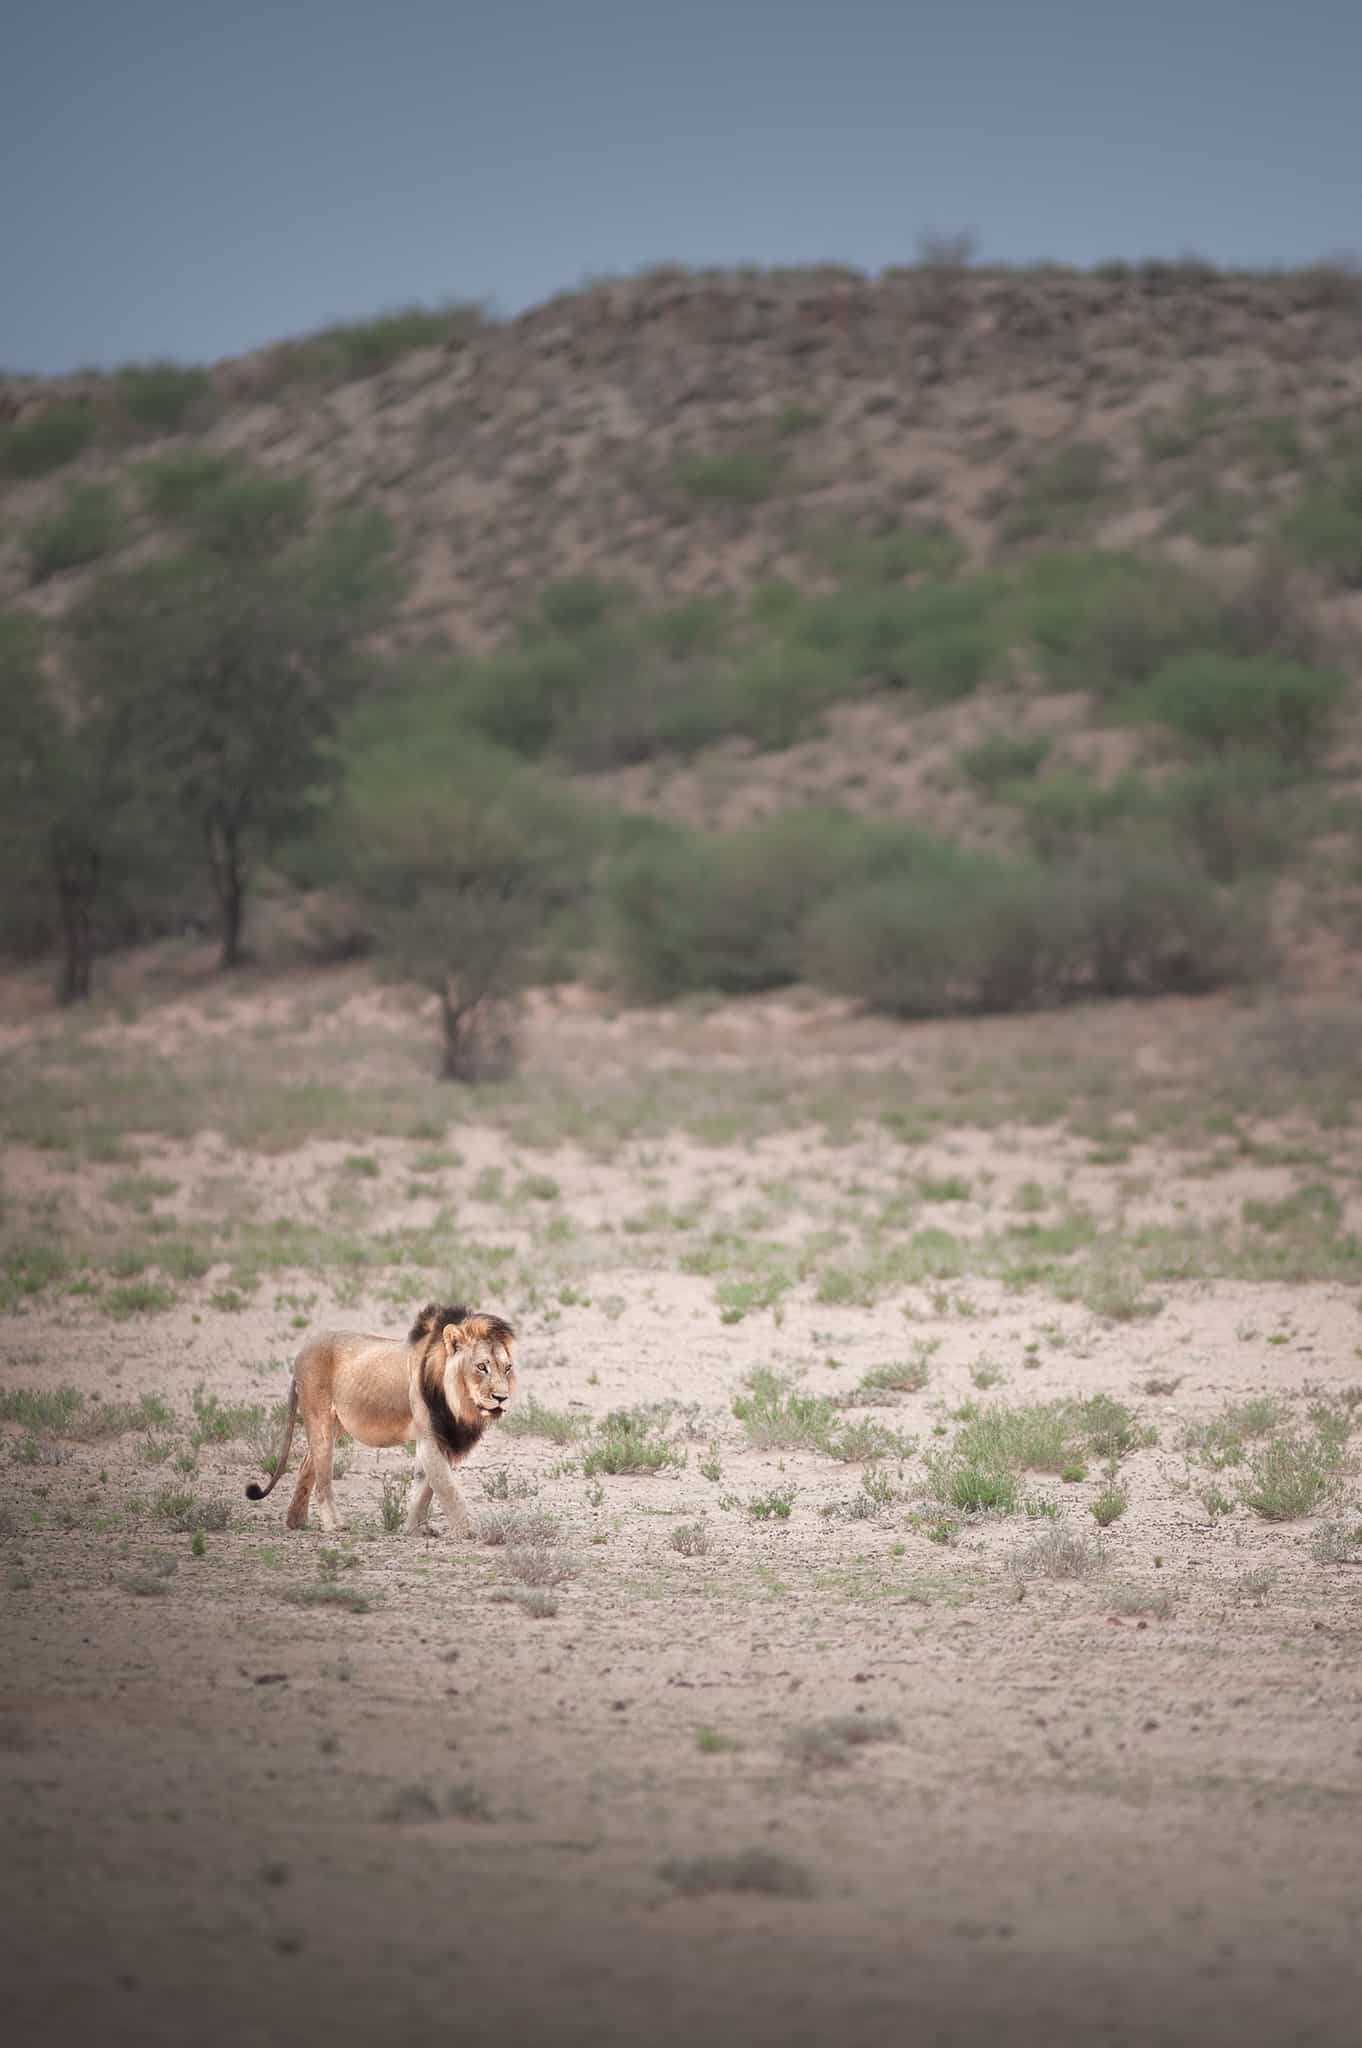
[{"left": 2, "top": 975, "right": 1361, "bottom": 2048}]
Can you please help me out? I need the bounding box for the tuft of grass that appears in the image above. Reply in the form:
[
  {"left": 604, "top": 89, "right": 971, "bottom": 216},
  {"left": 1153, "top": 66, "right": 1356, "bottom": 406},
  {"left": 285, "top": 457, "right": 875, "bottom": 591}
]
[
  {"left": 658, "top": 1848, "right": 816, "bottom": 1898},
  {"left": 280, "top": 1583, "right": 374, "bottom": 1613},
  {"left": 732, "top": 1369, "right": 835, "bottom": 1451},
  {"left": 507, "top": 1544, "right": 577, "bottom": 1587},
  {"left": 855, "top": 1356, "right": 932, "bottom": 1399},
  {"left": 0, "top": 1386, "right": 85, "bottom": 1431},
  {"left": 747, "top": 1486, "right": 797, "bottom": 1522},
  {"left": 695, "top": 1727, "right": 741, "bottom": 1753},
  {"left": 582, "top": 1409, "right": 684, "bottom": 1477},
  {"left": 380, "top": 1471, "right": 408, "bottom": 1533},
  {"left": 674, "top": 447, "right": 785, "bottom": 506},
  {"left": 154, "top": 1489, "right": 230, "bottom": 1534},
  {"left": 1239, "top": 1434, "right": 1346, "bottom": 1521},
  {"left": 1310, "top": 1521, "right": 1362, "bottom": 1564},
  {"left": 670, "top": 1521, "right": 712, "bottom": 1556},
  {"left": 500, "top": 1397, "right": 584, "bottom": 1445},
  {"left": 107, "top": 1280, "right": 177, "bottom": 1318},
  {"left": 489, "top": 1585, "right": 559, "bottom": 1618},
  {"left": 479, "top": 1507, "right": 560, "bottom": 1548},
  {"left": 1091, "top": 1485, "right": 1128, "bottom": 1527},
  {"left": 785, "top": 1714, "right": 903, "bottom": 1769},
  {"left": 1009, "top": 1524, "right": 1104, "bottom": 1580},
  {"left": 1183, "top": 1397, "right": 1281, "bottom": 1469},
  {"left": 1108, "top": 1584, "right": 1175, "bottom": 1620}
]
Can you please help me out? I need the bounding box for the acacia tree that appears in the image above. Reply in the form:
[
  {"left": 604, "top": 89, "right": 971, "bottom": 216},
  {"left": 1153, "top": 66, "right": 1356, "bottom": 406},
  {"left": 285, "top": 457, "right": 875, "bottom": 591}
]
[
  {"left": 71, "top": 482, "right": 398, "bottom": 969},
  {"left": 0, "top": 611, "right": 143, "bottom": 1003},
  {"left": 358, "top": 794, "right": 550, "bottom": 1080}
]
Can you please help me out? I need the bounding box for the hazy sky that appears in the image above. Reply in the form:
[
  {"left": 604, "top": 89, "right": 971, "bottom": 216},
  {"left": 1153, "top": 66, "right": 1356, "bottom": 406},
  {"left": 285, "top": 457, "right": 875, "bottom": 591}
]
[{"left": 5, "top": 0, "right": 1360, "bottom": 373}]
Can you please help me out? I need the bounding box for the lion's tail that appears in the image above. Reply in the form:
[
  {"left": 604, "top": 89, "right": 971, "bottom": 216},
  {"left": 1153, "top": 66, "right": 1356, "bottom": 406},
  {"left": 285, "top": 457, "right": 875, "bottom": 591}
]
[{"left": 245, "top": 1381, "right": 299, "bottom": 1501}]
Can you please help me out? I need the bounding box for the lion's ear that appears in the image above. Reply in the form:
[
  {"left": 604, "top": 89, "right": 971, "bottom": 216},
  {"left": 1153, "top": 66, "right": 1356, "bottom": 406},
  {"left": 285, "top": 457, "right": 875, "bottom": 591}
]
[{"left": 442, "top": 1322, "right": 466, "bottom": 1352}]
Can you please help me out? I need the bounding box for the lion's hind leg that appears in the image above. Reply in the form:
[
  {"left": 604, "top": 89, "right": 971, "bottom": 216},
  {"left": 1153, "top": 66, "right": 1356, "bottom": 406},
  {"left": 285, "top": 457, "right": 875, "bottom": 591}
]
[{"left": 285, "top": 1450, "right": 315, "bottom": 1530}]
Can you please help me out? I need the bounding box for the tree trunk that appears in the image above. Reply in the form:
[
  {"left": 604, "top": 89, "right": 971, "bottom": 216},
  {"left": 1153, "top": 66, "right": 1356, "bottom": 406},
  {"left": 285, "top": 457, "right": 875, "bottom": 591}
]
[
  {"left": 207, "top": 815, "right": 247, "bottom": 969},
  {"left": 54, "top": 858, "right": 97, "bottom": 1005}
]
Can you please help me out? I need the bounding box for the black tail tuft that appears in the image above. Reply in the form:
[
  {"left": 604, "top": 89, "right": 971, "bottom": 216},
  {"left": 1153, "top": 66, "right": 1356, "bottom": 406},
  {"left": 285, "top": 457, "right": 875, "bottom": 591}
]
[{"left": 245, "top": 1482, "right": 265, "bottom": 1500}]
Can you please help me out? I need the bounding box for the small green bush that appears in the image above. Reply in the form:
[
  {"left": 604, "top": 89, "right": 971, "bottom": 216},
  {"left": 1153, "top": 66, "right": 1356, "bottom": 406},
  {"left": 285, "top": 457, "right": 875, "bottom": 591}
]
[
  {"left": 674, "top": 448, "right": 784, "bottom": 505},
  {"left": 115, "top": 362, "right": 216, "bottom": 436},
  {"left": 1002, "top": 442, "right": 1109, "bottom": 542},
  {"left": 2, "top": 402, "right": 97, "bottom": 477},
  {"left": 187, "top": 473, "right": 312, "bottom": 558},
  {"left": 1130, "top": 653, "right": 1347, "bottom": 764},
  {"left": 1283, "top": 459, "right": 1362, "bottom": 586},
  {"left": 136, "top": 450, "right": 238, "bottom": 520},
  {"left": 959, "top": 731, "right": 1051, "bottom": 790},
  {"left": 263, "top": 303, "right": 488, "bottom": 388},
  {"left": 25, "top": 483, "right": 124, "bottom": 580}
]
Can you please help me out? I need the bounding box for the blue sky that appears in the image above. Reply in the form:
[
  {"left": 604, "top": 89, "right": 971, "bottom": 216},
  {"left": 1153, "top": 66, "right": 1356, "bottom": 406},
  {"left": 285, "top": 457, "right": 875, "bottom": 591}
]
[{"left": 4, "top": 0, "right": 1360, "bottom": 373}]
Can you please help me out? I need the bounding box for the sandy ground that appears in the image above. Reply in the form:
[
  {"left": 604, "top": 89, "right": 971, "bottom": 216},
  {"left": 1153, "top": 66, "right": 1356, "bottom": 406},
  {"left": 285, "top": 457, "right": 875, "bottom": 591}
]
[{"left": 2, "top": 973, "right": 1362, "bottom": 2048}]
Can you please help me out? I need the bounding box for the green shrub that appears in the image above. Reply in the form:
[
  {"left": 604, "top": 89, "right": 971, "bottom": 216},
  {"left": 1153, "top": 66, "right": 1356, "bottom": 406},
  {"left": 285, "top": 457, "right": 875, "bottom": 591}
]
[
  {"left": 958, "top": 731, "right": 1051, "bottom": 790},
  {"left": 674, "top": 448, "right": 784, "bottom": 505},
  {"left": 1159, "top": 755, "right": 1298, "bottom": 880},
  {"left": 1016, "top": 551, "right": 1218, "bottom": 695},
  {"left": 805, "top": 847, "right": 1260, "bottom": 1016},
  {"left": 804, "top": 859, "right": 1080, "bottom": 1017},
  {"left": 1002, "top": 443, "right": 1109, "bottom": 543},
  {"left": 25, "top": 484, "right": 124, "bottom": 580},
  {"left": 2, "top": 402, "right": 97, "bottom": 477},
  {"left": 1283, "top": 459, "right": 1362, "bottom": 586},
  {"left": 186, "top": 473, "right": 312, "bottom": 558},
  {"left": 136, "top": 451, "right": 239, "bottom": 519},
  {"left": 115, "top": 362, "right": 216, "bottom": 436},
  {"left": 263, "top": 304, "right": 488, "bottom": 387},
  {"left": 1131, "top": 653, "right": 1347, "bottom": 763},
  {"left": 1010, "top": 771, "right": 1150, "bottom": 858},
  {"left": 608, "top": 811, "right": 972, "bottom": 999}
]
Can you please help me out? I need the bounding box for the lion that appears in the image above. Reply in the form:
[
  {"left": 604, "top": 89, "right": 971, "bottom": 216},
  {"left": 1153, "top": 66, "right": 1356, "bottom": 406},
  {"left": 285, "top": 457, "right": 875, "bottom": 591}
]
[{"left": 245, "top": 1303, "right": 516, "bottom": 1536}]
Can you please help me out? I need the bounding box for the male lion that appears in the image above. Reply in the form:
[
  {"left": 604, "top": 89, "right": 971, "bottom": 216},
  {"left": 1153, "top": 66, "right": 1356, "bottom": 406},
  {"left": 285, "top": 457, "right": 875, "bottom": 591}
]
[{"left": 246, "top": 1303, "right": 515, "bottom": 1536}]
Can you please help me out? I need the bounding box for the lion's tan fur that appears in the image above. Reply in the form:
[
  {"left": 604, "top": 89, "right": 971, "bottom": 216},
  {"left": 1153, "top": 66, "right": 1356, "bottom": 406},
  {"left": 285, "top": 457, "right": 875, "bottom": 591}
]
[{"left": 246, "top": 1303, "right": 515, "bottom": 1536}]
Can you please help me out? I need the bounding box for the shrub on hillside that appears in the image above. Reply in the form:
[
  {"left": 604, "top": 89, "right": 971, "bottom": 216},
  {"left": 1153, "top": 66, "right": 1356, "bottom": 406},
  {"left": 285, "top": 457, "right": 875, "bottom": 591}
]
[
  {"left": 1283, "top": 458, "right": 1362, "bottom": 587},
  {"left": 1001, "top": 443, "right": 1109, "bottom": 543},
  {"left": 115, "top": 363, "right": 217, "bottom": 436},
  {"left": 24, "top": 484, "right": 124, "bottom": 581},
  {"left": 1, "top": 402, "right": 97, "bottom": 478},
  {"left": 1130, "top": 653, "right": 1347, "bottom": 764},
  {"left": 136, "top": 451, "right": 239, "bottom": 520}
]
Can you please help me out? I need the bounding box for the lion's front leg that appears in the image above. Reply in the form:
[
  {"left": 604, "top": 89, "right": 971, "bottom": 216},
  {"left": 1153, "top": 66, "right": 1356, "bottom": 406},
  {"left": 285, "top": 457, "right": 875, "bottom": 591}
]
[
  {"left": 402, "top": 1444, "right": 436, "bottom": 1536},
  {"left": 418, "top": 1436, "right": 471, "bottom": 1538}
]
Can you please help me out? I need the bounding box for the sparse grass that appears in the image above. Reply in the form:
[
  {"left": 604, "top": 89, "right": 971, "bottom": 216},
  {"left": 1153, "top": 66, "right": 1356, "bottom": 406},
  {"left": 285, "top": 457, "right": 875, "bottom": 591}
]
[
  {"left": 855, "top": 1356, "right": 932, "bottom": 1398},
  {"left": 380, "top": 1471, "right": 408, "bottom": 1533},
  {"left": 107, "top": 1280, "right": 177, "bottom": 1318},
  {"left": 500, "top": 1397, "right": 584, "bottom": 1445},
  {"left": 582, "top": 1409, "right": 684, "bottom": 1476},
  {"left": 747, "top": 1486, "right": 797, "bottom": 1521},
  {"left": 0, "top": 1387, "right": 85, "bottom": 1431},
  {"left": 658, "top": 1848, "right": 816, "bottom": 1898},
  {"left": 507, "top": 1544, "right": 577, "bottom": 1587},
  {"left": 479, "top": 1507, "right": 560, "bottom": 1548},
  {"left": 1183, "top": 1397, "right": 1282, "bottom": 1469},
  {"left": 489, "top": 1585, "right": 559, "bottom": 1618},
  {"left": 732, "top": 1370, "right": 835, "bottom": 1451},
  {"left": 674, "top": 448, "right": 785, "bottom": 506},
  {"left": 958, "top": 730, "right": 1051, "bottom": 791},
  {"left": 785, "top": 1714, "right": 903, "bottom": 1769},
  {"left": 154, "top": 1489, "right": 230, "bottom": 1534},
  {"left": 1310, "top": 1521, "right": 1362, "bottom": 1564},
  {"left": 1240, "top": 1433, "right": 1346, "bottom": 1521},
  {"left": 670, "top": 1521, "right": 712, "bottom": 1556},
  {"left": 189, "top": 1388, "right": 269, "bottom": 1448},
  {"left": 1009, "top": 1524, "right": 1104, "bottom": 1580},
  {"left": 1091, "top": 1485, "right": 1128, "bottom": 1527},
  {"left": 930, "top": 1461, "right": 1019, "bottom": 1515},
  {"left": 280, "top": 1583, "right": 375, "bottom": 1613},
  {"left": 695, "top": 1726, "right": 740, "bottom": 1753},
  {"left": 1108, "top": 1584, "right": 1175, "bottom": 1620}
]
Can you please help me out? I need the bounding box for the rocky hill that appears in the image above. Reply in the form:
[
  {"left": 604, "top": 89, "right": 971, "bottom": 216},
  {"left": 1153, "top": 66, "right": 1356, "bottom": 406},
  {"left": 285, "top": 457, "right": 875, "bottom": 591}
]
[{"left": 5, "top": 260, "right": 1362, "bottom": 653}]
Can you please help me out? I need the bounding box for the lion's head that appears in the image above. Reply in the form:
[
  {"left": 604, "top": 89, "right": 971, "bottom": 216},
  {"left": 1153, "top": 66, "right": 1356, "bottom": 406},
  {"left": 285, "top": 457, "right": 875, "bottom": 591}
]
[{"left": 411, "top": 1302, "right": 517, "bottom": 1428}]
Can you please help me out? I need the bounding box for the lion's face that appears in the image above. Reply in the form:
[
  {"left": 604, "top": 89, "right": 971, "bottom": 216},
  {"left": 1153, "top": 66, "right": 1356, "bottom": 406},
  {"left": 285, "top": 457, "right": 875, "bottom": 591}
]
[{"left": 443, "top": 1322, "right": 516, "bottom": 1422}]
